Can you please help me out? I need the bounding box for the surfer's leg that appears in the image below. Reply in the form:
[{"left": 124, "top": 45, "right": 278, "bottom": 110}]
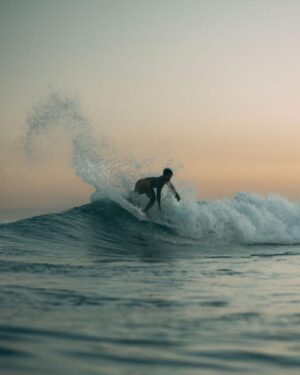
[{"left": 144, "top": 189, "right": 156, "bottom": 213}]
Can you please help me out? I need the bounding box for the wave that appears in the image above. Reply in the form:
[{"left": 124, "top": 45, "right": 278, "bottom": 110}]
[
  {"left": 1, "top": 195, "right": 299, "bottom": 246},
  {"left": 6, "top": 90, "right": 297, "bottom": 247}
]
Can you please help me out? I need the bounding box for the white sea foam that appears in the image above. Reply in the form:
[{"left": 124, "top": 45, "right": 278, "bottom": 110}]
[
  {"left": 24, "top": 91, "right": 300, "bottom": 245},
  {"left": 162, "top": 192, "right": 300, "bottom": 245}
]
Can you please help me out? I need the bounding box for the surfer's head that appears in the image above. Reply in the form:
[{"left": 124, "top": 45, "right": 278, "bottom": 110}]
[{"left": 163, "top": 168, "right": 173, "bottom": 181}]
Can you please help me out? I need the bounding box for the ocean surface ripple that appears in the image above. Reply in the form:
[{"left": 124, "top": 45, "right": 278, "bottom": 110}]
[{"left": 1, "top": 199, "right": 300, "bottom": 375}]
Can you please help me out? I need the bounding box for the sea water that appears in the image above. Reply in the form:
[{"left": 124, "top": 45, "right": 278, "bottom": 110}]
[{"left": 1, "top": 92, "right": 300, "bottom": 374}]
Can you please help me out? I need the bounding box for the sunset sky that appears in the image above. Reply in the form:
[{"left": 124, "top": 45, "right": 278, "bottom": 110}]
[{"left": 1, "top": 0, "right": 300, "bottom": 220}]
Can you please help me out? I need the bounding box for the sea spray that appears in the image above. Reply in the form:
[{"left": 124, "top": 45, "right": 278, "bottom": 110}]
[
  {"left": 22, "top": 91, "right": 300, "bottom": 245},
  {"left": 23, "top": 91, "right": 143, "bottom": 201}
]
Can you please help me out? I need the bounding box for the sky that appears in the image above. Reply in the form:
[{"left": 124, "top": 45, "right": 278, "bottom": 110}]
[{"left": 1, "top": 0, "right": 300, "bottom": 219}]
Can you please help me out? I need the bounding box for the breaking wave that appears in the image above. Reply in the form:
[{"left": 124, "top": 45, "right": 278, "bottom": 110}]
[{"left": 10, "top": 91, "right": 299, "bottom": 246}]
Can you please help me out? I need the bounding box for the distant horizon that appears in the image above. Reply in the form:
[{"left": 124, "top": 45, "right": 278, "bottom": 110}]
[{"left": 1, "top": 0, "right": 300, "bottom": 220}]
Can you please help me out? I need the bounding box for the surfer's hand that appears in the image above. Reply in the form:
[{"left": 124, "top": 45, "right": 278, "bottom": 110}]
[{"left": 175, "top": 193, "right": 181, "bottom": 201}]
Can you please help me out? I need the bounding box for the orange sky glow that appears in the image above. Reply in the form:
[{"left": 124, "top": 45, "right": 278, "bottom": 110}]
[{"left": 1, "top": 0, "right": 299, "bottom": 219}]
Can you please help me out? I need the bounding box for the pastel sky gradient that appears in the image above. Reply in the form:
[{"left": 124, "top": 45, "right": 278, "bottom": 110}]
[{"left": 1, "top": 0, "right": 300, "bottom": 219}]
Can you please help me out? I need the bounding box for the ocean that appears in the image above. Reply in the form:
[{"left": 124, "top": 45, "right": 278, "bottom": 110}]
[
  {"left": 1, "top": 196, "right": 300, "bottom": 375},
  {"left": 1, "top": 92, "right": 300, "bottom": 374}
]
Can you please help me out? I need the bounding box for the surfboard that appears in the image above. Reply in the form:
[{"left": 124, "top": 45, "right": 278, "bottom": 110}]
[
  {"left": 121, "top": 196, "right": 177, "bottom": 229},
  {"left": 119, "top": 196, "right": 148, "bottom": 221}
]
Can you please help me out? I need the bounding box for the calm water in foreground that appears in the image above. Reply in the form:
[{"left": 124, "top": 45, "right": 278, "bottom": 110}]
[{"left": 1, "top": 200, "right": 300, "bottom": 375}]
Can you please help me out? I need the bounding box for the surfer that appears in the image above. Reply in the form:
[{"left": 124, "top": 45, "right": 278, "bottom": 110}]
[{"left": 134, "top": 168, "right": 181, "bottom": 213}]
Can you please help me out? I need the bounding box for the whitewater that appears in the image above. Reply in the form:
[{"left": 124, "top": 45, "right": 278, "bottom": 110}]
[{"left": 1, "top": 92, "right": 300, "bottom": 375}]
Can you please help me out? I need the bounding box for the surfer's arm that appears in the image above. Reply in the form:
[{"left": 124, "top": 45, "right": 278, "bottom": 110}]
[{"left": 168, "top": 182, "right": 181, "bottom": 201}]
